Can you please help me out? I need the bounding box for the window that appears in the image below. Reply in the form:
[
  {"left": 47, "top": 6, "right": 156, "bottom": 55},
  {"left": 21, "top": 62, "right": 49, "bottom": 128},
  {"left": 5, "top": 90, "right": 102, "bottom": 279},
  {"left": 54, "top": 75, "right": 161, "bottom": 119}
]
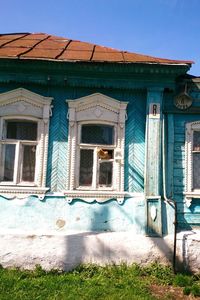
[
  {"left": 65, "top": 93, "right": 128, "bottom": 204},
  {"left": 185, "top": 121, "right": 200, "bottom": 206},
  {"left": 78, "top": 124, "right": 115, "bottom": 189},
  {"left": 0, "top": 120, "right": 38, "bottom": 184},
  {"left": 0, "top": 88, "right": 52, "bottom": 198}
]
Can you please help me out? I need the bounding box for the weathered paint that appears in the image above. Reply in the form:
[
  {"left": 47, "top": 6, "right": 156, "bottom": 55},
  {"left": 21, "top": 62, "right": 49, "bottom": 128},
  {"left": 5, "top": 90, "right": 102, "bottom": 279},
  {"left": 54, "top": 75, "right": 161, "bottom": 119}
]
[
  {"left": 0, "top": 196, "right": 145, "bottom": 233},
  {"left": 0, "top": 58, "right": 198, "bottom": 237},
  {"left": 145, "top": 89, "right": 163, "bottom": 236},
  {"left": 0, "top": 230, "right": 199, "bottom": 273}
]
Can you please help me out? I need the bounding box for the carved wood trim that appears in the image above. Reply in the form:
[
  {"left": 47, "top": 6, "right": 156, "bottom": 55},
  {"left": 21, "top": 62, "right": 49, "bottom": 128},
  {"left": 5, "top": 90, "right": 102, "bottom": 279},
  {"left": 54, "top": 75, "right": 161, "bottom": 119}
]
[
  {"left": 0, "top": 88, "right": 53, "bottom": 198},
  {"left": 66, "top": 93, "right": 128, "bottom": 194}
]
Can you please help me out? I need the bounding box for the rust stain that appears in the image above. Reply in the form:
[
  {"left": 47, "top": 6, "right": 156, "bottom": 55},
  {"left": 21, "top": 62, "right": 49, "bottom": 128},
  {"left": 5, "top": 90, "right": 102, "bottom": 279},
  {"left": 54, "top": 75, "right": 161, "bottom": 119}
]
[{"left": 56, "top": 219, "right": 66, "bottom": 228}]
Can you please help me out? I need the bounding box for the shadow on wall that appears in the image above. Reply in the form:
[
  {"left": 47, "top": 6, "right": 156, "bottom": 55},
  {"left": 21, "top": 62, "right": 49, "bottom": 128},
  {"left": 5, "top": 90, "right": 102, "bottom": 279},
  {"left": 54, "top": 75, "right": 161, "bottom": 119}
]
[
  {"left": 63, "top": 205, "right": 128, "bottom": 270},
  {"left": 61, "top": 202, "right": 193, "bottom": 272}
]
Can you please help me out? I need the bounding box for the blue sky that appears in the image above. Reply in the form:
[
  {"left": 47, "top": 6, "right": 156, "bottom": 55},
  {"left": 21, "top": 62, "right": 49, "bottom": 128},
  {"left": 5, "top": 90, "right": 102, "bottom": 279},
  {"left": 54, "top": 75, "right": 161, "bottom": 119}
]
[{"left": 1, "top": 0, "right": 199, "bottom": 75}]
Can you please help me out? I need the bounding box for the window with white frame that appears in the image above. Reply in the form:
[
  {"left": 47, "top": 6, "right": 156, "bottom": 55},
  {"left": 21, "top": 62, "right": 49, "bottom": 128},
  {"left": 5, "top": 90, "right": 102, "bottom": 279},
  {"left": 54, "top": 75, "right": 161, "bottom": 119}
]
[
  {"left": 78, "top": 123, "right": 115, "bottom": 189},
  {"left": 0, "top": 88, "right": 52, "bottom": 198},
  {"left": 65, "top": 93, "right": 128, "bottom": 203},
  {"left": 0, "top": 119, "right": 38, "bottom": 184},
  {"left": 185, "top": 121, "right": 200, "bottom": 206}
]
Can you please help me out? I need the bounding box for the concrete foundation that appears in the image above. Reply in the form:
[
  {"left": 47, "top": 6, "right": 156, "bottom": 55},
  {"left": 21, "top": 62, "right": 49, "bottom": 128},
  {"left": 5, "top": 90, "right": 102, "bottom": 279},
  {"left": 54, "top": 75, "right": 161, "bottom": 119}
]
[{"left": 0, "top": 230, "right": 199, "bottom": 273}]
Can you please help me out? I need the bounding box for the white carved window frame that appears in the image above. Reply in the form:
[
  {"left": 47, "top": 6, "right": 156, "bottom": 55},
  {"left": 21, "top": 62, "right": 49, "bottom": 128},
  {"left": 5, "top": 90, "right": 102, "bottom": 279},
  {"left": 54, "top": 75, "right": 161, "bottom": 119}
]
[
  {"left": 185, "top": 121, "right": 200, "bottom": 207},
  {"left": 64, "top": 93, "right": 128, "bottom": 204},
  {"left": 0, "top": 88, "right": 53, "bottom": 199}
]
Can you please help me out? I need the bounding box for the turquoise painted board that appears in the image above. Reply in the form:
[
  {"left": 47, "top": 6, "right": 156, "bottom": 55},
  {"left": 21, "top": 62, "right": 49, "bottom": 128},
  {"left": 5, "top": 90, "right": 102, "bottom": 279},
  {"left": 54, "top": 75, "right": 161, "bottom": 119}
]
[{"left": 172, "top": 114, "right": 200, "bottom": 228}]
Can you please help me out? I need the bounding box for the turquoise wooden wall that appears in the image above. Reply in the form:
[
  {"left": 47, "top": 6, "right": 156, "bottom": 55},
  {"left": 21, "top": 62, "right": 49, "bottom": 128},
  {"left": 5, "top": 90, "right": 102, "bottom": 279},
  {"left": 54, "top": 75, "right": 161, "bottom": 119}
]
[
  {"left": 44, "top": 87, "right": 146, "bottom": 193},
  {"left": 0, "top": 82, "right": 147, "bottom": 233},
  {"left": 164, "top": 90, "right": 200, "bottom": 230},
  {"left": 0, "top": 59, "right": 198, "bottom": 234}
]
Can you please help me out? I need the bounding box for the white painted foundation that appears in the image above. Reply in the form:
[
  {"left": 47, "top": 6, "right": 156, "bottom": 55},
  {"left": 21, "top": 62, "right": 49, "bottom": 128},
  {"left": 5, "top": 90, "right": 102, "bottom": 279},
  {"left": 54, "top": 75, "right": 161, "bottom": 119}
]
[{"left": 0, "top": 230, "right": 199, "bottom": 273}]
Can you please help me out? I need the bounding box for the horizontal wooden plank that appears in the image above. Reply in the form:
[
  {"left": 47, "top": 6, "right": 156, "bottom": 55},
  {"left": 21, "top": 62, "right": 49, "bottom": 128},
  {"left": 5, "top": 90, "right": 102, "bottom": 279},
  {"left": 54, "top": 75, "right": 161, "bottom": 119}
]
[
  {"left": 178, "top": 213, "right": 200, "bottom": 224},
  {"left": 174, "top": 143, "right": 185, "bottom": 152},
  {"left": 174, "top": 153, "right": 185, "bottom": 160},
  {"left": 173, "top": 186, "right": 185, "bottom": 193},
  {"left": 173, "top": 159, "right": 185, "bottom": 169},
  {"left": 174, "top": 168, "right": 185, "bottom": 177},
  {"left": 173, "top": 194, "right": 184, "bottom": 201},
  {"left": 174, "top": 126, "right": 185, "bottom": 134},
  {"left": 174, "top": 134, "right": 185, "bottom": 142},
  {"left": 174, "top": 177, "right": 184, "bottom": 187},
  {"left": 177, "top": 202, "right": 200, "bottom": 213}
]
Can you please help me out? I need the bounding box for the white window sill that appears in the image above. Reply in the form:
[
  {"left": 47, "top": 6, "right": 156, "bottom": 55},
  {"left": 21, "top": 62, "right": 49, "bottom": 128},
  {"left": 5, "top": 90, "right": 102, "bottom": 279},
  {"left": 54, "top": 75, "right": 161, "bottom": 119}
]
[
  {"left": 63, "top": 190, "right": 143, "bottom": 204},
  {"left": 184, "top": 192, "right": 200, "bottom": 207},
  {"left": 0, "top": 186, "right": 49, "bottom": 200}
]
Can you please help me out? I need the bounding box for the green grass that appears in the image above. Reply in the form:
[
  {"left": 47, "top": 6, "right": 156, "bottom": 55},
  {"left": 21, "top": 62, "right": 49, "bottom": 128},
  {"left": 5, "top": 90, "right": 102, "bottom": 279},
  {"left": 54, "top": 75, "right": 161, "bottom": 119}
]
[{"left": 0, "top": 263, "right": 199, "bottom": 300}]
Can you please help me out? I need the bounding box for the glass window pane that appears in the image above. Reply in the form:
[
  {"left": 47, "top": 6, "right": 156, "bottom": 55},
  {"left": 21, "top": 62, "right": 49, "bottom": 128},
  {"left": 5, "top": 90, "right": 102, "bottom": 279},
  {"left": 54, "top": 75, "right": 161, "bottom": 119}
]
[
  {"left": 6, "top": 121, "right": 37, "bottom": 140},
  {"left": 2, "top": 144, "right": 15, "bottom": 181},
  {"left": 193, "top": 153, "right": 200, "bottom": 189},
  {"left": 193, "top": 131, "right": 200, "bottom": 151},
  {"left": 99, "top": 162, "right": 113, "bottom": 186},
  {"left": 22, "top": 145, "right": 36, "bottom": 182},
  {"left": 81, "top": 125, "right": 114, "bottom": 145},
  {"left": 79, "top": 149, "right": 93, "bottom": 186}
]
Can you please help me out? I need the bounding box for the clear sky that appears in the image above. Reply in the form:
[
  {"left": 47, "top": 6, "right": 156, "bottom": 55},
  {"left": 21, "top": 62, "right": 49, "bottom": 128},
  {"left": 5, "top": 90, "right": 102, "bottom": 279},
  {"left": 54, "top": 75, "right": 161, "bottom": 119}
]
[{"left": 1, "top": 0, "right": 199, "bottom": 75}]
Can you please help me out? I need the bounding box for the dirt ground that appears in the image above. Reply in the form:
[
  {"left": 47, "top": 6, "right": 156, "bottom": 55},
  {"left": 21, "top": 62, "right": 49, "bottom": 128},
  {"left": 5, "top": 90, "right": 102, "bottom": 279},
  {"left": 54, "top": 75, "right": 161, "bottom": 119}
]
[{"left": 150, "top": 284, "right": 200, "bottom": 300}]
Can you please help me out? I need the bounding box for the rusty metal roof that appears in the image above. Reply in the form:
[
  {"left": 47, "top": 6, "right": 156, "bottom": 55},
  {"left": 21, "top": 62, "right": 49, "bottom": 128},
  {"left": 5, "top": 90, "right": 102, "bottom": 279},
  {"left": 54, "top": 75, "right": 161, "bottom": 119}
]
[{"left": 0, "top": 33, "right": 193, "bottom": 65}]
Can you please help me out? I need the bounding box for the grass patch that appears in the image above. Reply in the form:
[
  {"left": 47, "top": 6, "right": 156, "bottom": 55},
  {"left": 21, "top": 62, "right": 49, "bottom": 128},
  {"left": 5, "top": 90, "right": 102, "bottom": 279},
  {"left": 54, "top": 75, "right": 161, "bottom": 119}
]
[{"left": 0, "top": 263, "right": 199, "bottom": 300}]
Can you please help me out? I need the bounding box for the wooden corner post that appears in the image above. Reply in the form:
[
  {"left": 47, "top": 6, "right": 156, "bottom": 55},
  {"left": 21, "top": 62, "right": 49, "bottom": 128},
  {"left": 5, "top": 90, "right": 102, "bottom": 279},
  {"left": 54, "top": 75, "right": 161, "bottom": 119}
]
[{"left": 145, "top": 88, "right": 163, "bottom": 236}]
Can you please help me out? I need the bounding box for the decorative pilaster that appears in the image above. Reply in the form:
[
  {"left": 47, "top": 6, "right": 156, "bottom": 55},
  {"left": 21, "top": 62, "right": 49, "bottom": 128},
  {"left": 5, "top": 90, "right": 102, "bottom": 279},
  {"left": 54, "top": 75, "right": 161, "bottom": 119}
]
[{"left": 145, "top": 88, "right": 163, "bottom": 236}]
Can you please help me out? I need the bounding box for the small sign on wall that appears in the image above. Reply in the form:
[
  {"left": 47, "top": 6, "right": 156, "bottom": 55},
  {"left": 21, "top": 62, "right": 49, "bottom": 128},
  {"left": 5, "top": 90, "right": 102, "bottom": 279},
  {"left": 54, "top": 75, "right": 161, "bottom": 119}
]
[{"left": 149, "top": 103, "right": 160, "bottom": 119}]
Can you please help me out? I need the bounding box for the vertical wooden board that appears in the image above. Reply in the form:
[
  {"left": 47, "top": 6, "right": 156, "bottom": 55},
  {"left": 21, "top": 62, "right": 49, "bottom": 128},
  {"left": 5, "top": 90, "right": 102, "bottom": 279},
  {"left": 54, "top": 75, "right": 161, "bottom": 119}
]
[
  {"left": 107, "top": 89, "right": 146, "bottom": 193},
  {"left": 124, "top": 90, "right": 146, "bottom": 193},
  {"left": 167, "top": 114, "right": 174, "bottom": 198},
  {"left": 173, "top": 114, "right": 200, "bottom": 228},
  {"left": 147, "top": 198, "right": 162, "bottom": 236},
  {"left": 46, "top": 88, "right": 69, "bottom": 191},
  {"left": 146, "top": 118, "right": 161, "bottom": 195}
]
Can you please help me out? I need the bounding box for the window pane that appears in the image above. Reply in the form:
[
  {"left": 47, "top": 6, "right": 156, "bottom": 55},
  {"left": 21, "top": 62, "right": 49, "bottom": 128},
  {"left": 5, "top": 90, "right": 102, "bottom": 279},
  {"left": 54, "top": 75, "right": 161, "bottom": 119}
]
[
  {"left": 2, "top": 144, "right": 15, "bottom": 181},
  {"left": 6, "top": 121, "right": 37, "bottom": 140},
  {"left": 79, "top": 149, "right": 93, "bottom": 186},
  {"left": 193, "top": 153, "right": 200, "bottom": 189},
  {"left": 193, "top": 131, "right": 200, "bottom": 151},
  {"left": 81, "top": 125, "right": 114, "bottom": 145},
  {"left": 22, "top": 145, "right": 36, "bottom": 182},
  {"left": 99, "top": 162, "right": 113, "bottom": 186}
]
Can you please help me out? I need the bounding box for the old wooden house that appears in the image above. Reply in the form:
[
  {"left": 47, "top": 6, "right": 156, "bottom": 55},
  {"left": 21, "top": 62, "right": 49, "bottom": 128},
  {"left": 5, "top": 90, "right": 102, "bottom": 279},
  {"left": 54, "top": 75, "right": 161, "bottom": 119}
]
[{"left": 0, "top": 33, "right": 199, "bottom": 272}]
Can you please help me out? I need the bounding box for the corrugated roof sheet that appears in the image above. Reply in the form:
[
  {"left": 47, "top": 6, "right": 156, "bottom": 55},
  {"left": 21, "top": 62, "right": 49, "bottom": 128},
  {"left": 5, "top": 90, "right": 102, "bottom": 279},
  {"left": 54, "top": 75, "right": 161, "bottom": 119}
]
[{"left": 0, "top": 32, "right": 193, "bottom": 65}]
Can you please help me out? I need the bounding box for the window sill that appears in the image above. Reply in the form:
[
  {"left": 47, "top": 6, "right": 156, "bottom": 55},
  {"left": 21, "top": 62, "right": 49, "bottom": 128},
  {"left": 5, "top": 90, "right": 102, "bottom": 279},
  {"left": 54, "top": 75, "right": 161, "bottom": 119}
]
[
  {"left": 0, "top": 186, "right": 49, "bottom": 200},
  {"left": 184, "top": 192, "right": 200, "bottom": 207},
  {"left": 63, "top": 190, "right": 143, "bottom": 204}
]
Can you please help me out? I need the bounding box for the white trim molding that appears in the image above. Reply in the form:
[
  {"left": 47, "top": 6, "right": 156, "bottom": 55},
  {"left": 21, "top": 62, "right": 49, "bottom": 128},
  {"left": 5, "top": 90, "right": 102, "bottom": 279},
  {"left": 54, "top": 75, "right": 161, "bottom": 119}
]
[
  {"left": 185, "top": 121, "right": 200, "bottom": 207},
  {"left": 65, "top": 93, "right": 128, "bottom": 203},
  {"left": 63, "top": 191, "right": 143, "bottom": 204},
  {"left": 0, "top": 88, "right": 53, "bottom": 198}
]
